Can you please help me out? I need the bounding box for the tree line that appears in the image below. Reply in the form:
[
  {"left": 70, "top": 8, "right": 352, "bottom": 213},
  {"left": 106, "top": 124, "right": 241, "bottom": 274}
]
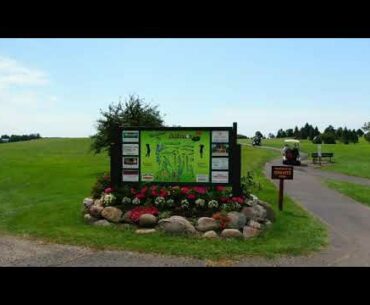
[
  {"left": 0, "top": 134, "right": 42, "bottom": 143},
  {"left": 255, "top": 121, "right": 370, "bottom": 144}
]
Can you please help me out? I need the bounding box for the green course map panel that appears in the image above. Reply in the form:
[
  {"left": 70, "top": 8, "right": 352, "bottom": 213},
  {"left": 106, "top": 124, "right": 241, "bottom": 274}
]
[{"left": 140, "top": 130, "right": 210, "bottom": 183}]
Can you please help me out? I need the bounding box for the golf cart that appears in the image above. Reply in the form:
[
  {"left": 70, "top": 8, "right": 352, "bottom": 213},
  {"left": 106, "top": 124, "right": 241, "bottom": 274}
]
[
  {"left": 252, "top": 136, "right": 262, "bottom": 146},
  {"left": 282, "top": 139, "right": 301, "bottom": 165}
]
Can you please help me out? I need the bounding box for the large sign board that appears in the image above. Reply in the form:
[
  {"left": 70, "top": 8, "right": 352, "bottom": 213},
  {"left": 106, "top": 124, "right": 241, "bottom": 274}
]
[
  {"left": 111, "top": 124, "right": 241, "bottom": 190},
  {"left": 271, "top": 166, "right": 294, "bottom": 180}
]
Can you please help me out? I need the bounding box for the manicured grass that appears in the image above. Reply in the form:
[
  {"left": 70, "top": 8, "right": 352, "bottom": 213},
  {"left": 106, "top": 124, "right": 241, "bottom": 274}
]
[
  {"left": 325, "top": 180, "right": 370, "bottom": 207},
  {"left": 239, "top": 137, "right": 370, "bottom": 179},
  {"left": 0, "top": 138, "right": 327, "bottom": 260}
]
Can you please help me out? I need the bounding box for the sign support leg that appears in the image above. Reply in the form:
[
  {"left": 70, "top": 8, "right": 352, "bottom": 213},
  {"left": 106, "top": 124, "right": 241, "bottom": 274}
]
[{"left": 278, "top": 179, "right": 284, "bottom": 211}]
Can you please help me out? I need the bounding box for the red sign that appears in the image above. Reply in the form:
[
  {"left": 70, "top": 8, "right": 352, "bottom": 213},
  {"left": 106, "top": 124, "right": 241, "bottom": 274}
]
[{"left": 271, "top": 166, "right": 293, "bottom": 180}]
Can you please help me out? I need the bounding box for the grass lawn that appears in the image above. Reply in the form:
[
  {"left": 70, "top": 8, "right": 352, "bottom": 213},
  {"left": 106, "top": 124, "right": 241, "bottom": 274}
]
[
  {"left": 325, "top": 180, "right": 370, "bottom": 207},
  {"left": 0, "top": 138, "right": 327, "bottom": 261},
  {"left": 239, "top": 137, "right": 370, "bottom": 179}
]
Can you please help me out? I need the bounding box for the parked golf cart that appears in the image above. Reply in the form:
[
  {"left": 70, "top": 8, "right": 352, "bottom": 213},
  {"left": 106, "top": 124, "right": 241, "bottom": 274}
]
[
  {"left": 252, "top": 136, "right": 262, "bottom": 146},
  {"left": 282, "top": 139, "right": 301, "bottom": 165}
]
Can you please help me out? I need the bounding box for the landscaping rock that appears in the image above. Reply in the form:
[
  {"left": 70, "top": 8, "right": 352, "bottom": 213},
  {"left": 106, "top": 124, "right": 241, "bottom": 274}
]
[
  {"left": 257, "top": 200, "right": 276, "bottom": 222},
  {"left": 89, "top": 204, "right": 104, "bottom": 218},
  {"left": 135, "top": 228, "right": 156, "bottom": 234},
  {"left": 93, "top": 219, "right": 111, "bottom": 227},
  {"left": 202, "top": 230, "right": 218, "bottom": 239},
  {"left": 84, "top": 213, "right": 98, "bottom": 223},
  {"left": 241, "top": 205, "right": 266, "bottom": 221},
  {"left": 121, "top": 211, "right": 133, "bottom": 223},
  {"left": 101, "top": 206, "right": 122, "bottom": 223},
  {"left": 158, "top": 215, "right": 196, "bottom": 235},
  {"left": 243, "top": 226, "right": 260, "bottom": 239},
  {"left": 227, "top": 212, "right": 246, "bottom": 229},
  {"left": 94, "top": 199, "right": 103, "bottom": 206},
  {"left": 83, "top": 198, "right": 94, "bottom": 208},
  {"left": 221, "top": 229, "right": 243, "bottom": 238},
  {"left": 248, "top": 219, "right": 262, "bottom": 229},
  {"left": 196, "top": 217, "right": 220, "bottom": 232},
  {"left": 139, "top": 214, "right": 157, "bottom": 228}
]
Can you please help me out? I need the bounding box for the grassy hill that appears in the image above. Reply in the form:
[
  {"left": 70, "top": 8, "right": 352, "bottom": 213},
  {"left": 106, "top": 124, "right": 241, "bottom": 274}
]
[
  {"left": 0, "top": 138, "right": 327, "bottom": 260},
  {"left": 239, "top": 137, "right": 370, "bottom": 179}
]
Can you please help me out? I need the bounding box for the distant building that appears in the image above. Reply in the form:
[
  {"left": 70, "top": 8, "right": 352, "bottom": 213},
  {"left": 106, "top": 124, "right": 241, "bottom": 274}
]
[{"left": 0, "top": 138, "right": 10, "bottom": 143}]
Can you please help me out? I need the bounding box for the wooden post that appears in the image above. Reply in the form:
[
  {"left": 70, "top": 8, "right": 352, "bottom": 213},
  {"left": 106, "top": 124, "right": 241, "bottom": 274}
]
[
  {"left": 278, "top": 179, "right": 284, "bottom": 211},
  {"left": 231, "top": 122, "right": 242, "bottom": 196},
  {"left": 110, "top": 127, "right": 122, "bottom": 190}
]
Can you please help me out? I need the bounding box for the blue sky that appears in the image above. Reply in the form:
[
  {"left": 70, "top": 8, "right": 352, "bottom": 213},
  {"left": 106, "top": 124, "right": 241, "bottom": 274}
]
[{"left": 0, "top": 39, "right": 369, "bottom": 137}]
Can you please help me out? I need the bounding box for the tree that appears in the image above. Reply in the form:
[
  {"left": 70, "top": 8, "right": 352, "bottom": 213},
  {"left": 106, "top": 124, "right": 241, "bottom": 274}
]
[
  {"left": 276, "top": 129, "right": 287, "bottom": 138},
  {"left": 268, "top": 133, "right": 275, "bottom": 139},
  {"left": 90, "top": 95, "right": 165, "bottom": 154},
  {"left": 321, "top": 132, "right": 336, "bottom": 144},
  {"left": 362, "top": 122, "right": 370, "bottom": 132},
  {"left": 365, "top": 132, "right": 370, "bottom": 143},
  {"left": 285, "top": 129, "right": 294, "bottom": 137},
  {"left": 255, "top": 131, "right": 263, "bottom": 139},
  {"left": 357, "top": 129, "right": 364, "bottom": 137}
]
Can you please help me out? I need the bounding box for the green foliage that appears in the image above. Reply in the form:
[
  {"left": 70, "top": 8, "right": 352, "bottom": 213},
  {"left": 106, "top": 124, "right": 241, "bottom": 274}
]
[
  {"left": 365, "top": 132, "right": 370, "bottom": 143},
  {"left": 90, "top": 95, "right": 165, "bottom": 154},
  {"left": 321, "top": 132, "right": 336, "bottom": 144},
  {"left": 91, "top": 173, "right": 111, "bottom": 199},
  {"left": 362, "top": 122, "right": 370, "bottom": 132}
]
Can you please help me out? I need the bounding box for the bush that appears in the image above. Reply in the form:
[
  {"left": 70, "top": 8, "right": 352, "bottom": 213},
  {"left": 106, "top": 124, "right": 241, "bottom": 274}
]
[
  {"left": 321, "top": 132, "right": 336, "bottom": 144},
  {"left": 91, "top": 173, "right": 111, "bottom": 199},
  {"left": 365, "top": 132, "right": 370, "bottom": 143}
]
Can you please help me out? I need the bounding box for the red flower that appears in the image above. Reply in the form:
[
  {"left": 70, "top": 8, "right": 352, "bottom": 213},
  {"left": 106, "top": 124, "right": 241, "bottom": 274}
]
[
  {"left": 135, "top": 193, "right": 145, "bottom": 200},
  {"left": 140, "top": 186, "right": 148, "bottom": 194},
  {"left": 215, "top": 185, "right": 225, "bottom": 192},
  {"left": 193, "top": 186, "right": 207, "bottom": 194},
  {"left": 150, "top": 185, "right": 158, "bottom": 192},
  {"left": 187, "top": 193, "right": 196, "bottom": 200},
  {"left": 130, "top": 188, "right": 137, "bottom": 195},
  {"left": 180, "top": 186, "right": 190, "bottom": 194},
  {"left": 104, "top": 187, "right": 113, "bottom": 194},
  {"left": 232, "top": 196, "right": 244, "bottom": 204},
  {"left": 129, "top": 206, "right": 159, "bottom": 222},
  {"left": 160, "top": 188, "right": 168, "bottom": 198},
  {"left": 151, "top": 190, "right": 159, "bottom": 197},
  {"left": 220, "top": 196, "right": 229, "bottom": 203}
]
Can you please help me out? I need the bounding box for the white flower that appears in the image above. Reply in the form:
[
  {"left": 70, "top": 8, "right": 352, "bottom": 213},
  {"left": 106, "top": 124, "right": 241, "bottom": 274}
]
[
  {"left": 121, "top": 196, "right": 132, "bottom": 205},
  {"left": 155, "top": 196, "right": 166, "bottom": 206},
  {"left": 102, "top": 193, "right": 116, "bottom": 206},
  {"left": 221, "top": 203, "right": 228, "bottom": 210},
  {"left": 208, "top": 200, "right": 219, "bottom": 209},
  {"left": 132, "top": 197, "right": 141, "bottom": 205},
  {"left": 181, "top": 199, "right": 189, "bottom": 209},
  {"left": 166, "top": 199, "right": 175, "bottom": 207},
  {"left": 195, "top": 198, "right": 205, "bottom": 207}
]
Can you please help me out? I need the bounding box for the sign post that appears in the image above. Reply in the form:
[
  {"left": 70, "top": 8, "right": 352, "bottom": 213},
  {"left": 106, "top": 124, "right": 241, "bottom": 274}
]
[{"left": 271, "top": 166, "right": 294, "bottom": 211}]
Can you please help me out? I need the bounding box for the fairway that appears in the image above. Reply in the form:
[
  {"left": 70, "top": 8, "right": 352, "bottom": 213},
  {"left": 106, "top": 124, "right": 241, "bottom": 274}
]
[
  {"left": 0, "top": 138, "right": 327, "bottom": 260},
  {"left": 239, "top": 138, "right": 370, "bottom": 179}
]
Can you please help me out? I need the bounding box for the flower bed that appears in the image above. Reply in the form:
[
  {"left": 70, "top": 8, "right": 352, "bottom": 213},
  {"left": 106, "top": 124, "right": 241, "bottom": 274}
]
[{"left": 82, "top": 173, "right": 276, "bottom": 239}]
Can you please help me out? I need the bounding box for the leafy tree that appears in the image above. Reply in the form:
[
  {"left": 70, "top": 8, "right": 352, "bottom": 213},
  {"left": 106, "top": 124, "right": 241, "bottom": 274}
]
[
  {"left": 293, "top": 126, "right": 300, "bottom": 138},
  {"left": 365, "top": 132, "right": 370, "bottom": 143},
  {"left": 255, "top": 131, "right": 263, "bottom": 139},
  {"left": 90, "top": 95, "right": 165, "bottom": 154},
  {"left": 276, "top": 129, "right": 287, "bottom": 138},
  {"left": 285, "top": 129, "right": 294, "bottom": 137},
  {"left": 321, "top": 132, "right": 336, "bottom": 144},
  {"left": 362, "top": 122, "right": 370, "bottom": 132},
  {"left": 357, "top": 129, "right": 364, "bottom": 137},
  {"left": 268, "top": 133, "right": 275, "bottom": 139}
]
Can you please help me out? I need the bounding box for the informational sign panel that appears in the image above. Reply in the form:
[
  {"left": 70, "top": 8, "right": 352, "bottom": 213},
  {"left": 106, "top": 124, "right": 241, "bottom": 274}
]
[
  {"left": 140, "top": 130, "right": 210, "bottom": 183},
  {"left": 271, "top": 166, "right": 294, "bottom": 180},
  {"left": 110, "top": 124, "right": 241, "bottom": 192}
]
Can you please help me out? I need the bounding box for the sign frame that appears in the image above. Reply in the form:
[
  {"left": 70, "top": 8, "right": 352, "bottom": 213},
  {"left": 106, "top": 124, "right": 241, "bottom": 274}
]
[{"left": 110, "top": 123, "right": 242, "bottom": 195}]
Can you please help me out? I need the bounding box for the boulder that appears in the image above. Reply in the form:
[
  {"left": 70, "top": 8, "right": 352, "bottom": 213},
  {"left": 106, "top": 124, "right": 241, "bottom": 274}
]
[
  {"left": 202, "top": 230, "right": 218, "bottom": 239},
  {"left": 93, "top": 219, "right": 111, "bottom": 227},
  {"left": 257, "top": 200, "right": 276, "bottom": 222},
  {"left": 121, "top": 211, "right": 133, "bottom": 223},
  {"left": 226, "top": 212, "right": 246, "bottom": 229},
  {"left": 241, "top": 206, "right": 265, "bottom": 221},
  {"left": 89, "top": 204, "right": 104, "bottom": 218},
  {"left": 94, "top": 199, "right": 103, "bottom": 206},
  {"left": 139, "top": 214, "right": 157, "bottom": 228},
  {"left": 101, "top": 207, "right": 122, "bottom": 223},
  {"left": 196, "top": 217, "right": 220, "bottom": 232},
  {"left": 243, "top": 226, "right": 260, "bottom": 239},
  {"left": 248, "top": 219, "right": 262, "bottom": 229},
  {"left": 84, "top": 213, "right": 97, "bottom": 223},
  {"left": 158, "top": 215, "right": 196, "bottom": 235},
  {"left": 221, "top": 229, "right": 243, "bottom": 238},
  {"left": 83, "top": 198, "right": 94, "bottom": 208},
  {"left": 135, "top": 228, "right": 156, "bottom": 234}
]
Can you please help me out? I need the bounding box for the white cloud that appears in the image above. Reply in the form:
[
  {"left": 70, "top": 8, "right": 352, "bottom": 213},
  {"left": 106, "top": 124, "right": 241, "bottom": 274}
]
[{"left": 0, "top": 56, "right": 48, "bottom": 89}]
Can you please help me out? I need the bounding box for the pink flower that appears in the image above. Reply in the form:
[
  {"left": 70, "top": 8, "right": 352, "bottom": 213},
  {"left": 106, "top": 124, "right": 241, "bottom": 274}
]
[
  {"left": 180, "top": 186, "right": 190, "bottom": 194},
  {"left": 104, "top": 187, "right": 113, "bottom": 194},
  {"left": 187, "top": 194, "right": 196, "bottom": 200},
  {"left": 135, "top": 193, "right": 145, "bottom": 200},
  {"left": 193, "top": 186, "right": 207, "bottom": 194},
  {"left": 232, "top": 196, "right": 244, "bottom": 204},
  {"left": 220, "top": 197, "right": 229, "bottom": 203}
]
